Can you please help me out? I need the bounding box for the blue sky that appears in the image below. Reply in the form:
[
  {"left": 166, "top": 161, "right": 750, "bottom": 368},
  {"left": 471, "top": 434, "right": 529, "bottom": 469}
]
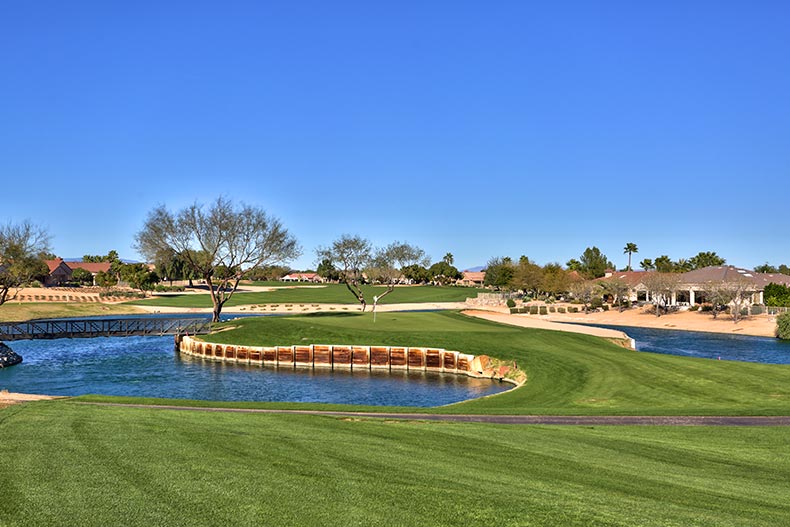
[{"left": 2, "top": 1, "right": 788, "bottom": 271}]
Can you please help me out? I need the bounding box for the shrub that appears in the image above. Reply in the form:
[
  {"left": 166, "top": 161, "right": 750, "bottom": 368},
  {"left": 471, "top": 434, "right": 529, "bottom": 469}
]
[
  {"left": 518, "top": 307, "right": 527, "bottom": 314},
  {"left": 689, "top": 305, "right": 699, "bottom": 312},
  {"left": 777, "top": 313, "right": 790, "bottom": 339},
  {"left": 590, "top": 297, "right": 603, "bottom": 309},
  {"left": 506, "top": 298, "right": 516, "bottom": 308},
  {"left": 549, "top": 306, "right": 556, "bottom": 313},
  {"left": 700, "top": 304, "right": 713, "bottom": 312},
  {"left": 557, "top": 307, "right": 566, "bottom": 313},
  {"left": 529, "top": 306, "right": 539, "bottom": 315},
  {"left": 509, "top": 308, "right": 518, "bottom": 314},
  {"left": 751, "top": 305, "right": 764, "bottom": 315},
  {"left": 539, "top": 306, "right": 548, "bottom": 315},
  {"left": 570, "top": 307, "right": 579, "bottom": 313}
]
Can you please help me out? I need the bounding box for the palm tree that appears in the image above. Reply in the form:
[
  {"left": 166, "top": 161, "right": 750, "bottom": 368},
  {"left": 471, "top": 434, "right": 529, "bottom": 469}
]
[{"left": 623, "top": 242, "right": 638, "bottom": 271}]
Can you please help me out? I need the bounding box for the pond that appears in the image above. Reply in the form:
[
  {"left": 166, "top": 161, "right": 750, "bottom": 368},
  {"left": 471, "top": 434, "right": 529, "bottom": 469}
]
[
  {"left": 589, "top": 324, "right": 790, "bottom": 364},
  {"left": 0, "top": 335, "right": 510, "bottom": 406}
]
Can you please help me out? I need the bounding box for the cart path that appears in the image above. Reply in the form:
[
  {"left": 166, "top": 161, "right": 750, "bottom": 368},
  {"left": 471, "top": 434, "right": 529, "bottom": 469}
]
[{"left": 74, "top": 402, "right": 790, "bottom": 426}]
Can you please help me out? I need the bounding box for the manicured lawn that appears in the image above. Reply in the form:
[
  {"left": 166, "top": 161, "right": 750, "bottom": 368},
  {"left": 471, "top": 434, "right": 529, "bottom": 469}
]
[
  {"left": 1, "top": 401, "right": 788, "bottom": 527},
  {"left": 128, "top": 284, "right": 484, "bottom": 308},
  {"left": 189, "top": 311, "right": 790, "bottom": 416},
  {"left": 0, "top": 302, "right": 145, "bottom": 322}
]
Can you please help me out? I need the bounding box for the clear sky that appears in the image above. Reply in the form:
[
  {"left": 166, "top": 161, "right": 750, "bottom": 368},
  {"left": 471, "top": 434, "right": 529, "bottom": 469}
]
[{"left": 2, "top": 1, "right": 788, "bottom": 271}]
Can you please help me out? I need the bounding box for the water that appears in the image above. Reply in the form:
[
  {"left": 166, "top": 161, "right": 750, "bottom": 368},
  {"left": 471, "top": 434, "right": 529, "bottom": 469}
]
[
  {"left": 0, "top": 335, "right": 509, "bottom": 406},
  {"left": 589, "top": 324, "right": 790, "bottom": 364}
]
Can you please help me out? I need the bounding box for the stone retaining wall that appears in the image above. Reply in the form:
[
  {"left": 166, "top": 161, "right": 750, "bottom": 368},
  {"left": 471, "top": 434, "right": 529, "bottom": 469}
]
[{"left": 176, "top": 335, "right": 484, "bottom": 377}]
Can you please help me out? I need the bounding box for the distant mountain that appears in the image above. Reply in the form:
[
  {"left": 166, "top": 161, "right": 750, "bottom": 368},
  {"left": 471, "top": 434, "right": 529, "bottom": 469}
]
[{"left": 463, "top": 265, "right": 485, "bottom": 272}]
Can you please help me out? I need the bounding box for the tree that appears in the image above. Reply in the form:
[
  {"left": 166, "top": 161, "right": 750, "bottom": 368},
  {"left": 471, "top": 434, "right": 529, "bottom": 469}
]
[
  {"left": 315, "top": 234, "right": 372, "bottom": 310},
  {"left": 623, "top": 242, "right": 638, "bottom": 271},
  {"left": 153, "top": 248, "right": 195, "bottom": 285},
  {"left": 511, "top": 256, "right": 543, "bottom": 297},
  {"left": 95, "top": 270, "right": 118, "bottom": 288},
  {"left": 316, "top": 258, "right": 341, "bottom": 282},
  {"left": 565, "top": 258, "right": 582, "bottom": 272},
  {"left": 484, "top": 256, "right": 514, "bottom": 289},
  {"left": 120, "top": 263, "right": 160, "bottom": 293},
  {"left": 541, "top": 262, "right": 572, "bottom": 297},
  {"left": 689, "top": 251, "right": 725, "bottom": 270},
  {"left": 674, "top": 258, "right": 693, "bottom": 273},
  {"left": 0, "top": 220, "right": 51, "bottom": 305},
  {"left": 443, "top": 253, "right": 454, "bottom": 265},
  {"left": 578, "top": 247, "right": 612, "bottom": 279},
  {"left": 402, "top": 264, "right": 429, "bottom": 284},
  {"left": 653, "top": 255, "right": 674, "bottom": 273},
  {"left": 71, "top": 268, "right": 94, "bottom": 286},
  {"left": 135, "top": 197, "right": 300, "bottom": 322},
  {"left": 600, "top": 278, "right": 630, "bottom": 309},
  {"left": 642, "top": 272, "right": 680, "bottom": 317},
  {"left": 569, "top": 280, "right": 600, "bottom": 314},
  {"left": 427, "top": 261, "right": 461, "bottom": 285},
  {"left": 639, "top": 258, "right": 655, "bottom": 271},
  {"left": 755, "top": 263, "right": 778, "bottom": 274}
]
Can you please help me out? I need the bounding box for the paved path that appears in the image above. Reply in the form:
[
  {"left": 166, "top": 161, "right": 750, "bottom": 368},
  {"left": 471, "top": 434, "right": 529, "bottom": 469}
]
[{"left": 76, "top": 402, "right": 790, "bottom": 426}]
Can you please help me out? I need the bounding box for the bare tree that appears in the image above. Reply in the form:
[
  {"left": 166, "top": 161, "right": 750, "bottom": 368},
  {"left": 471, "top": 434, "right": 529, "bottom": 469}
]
[
  {"left": 642, "top": 272, "right": 681, "bottom": 317},
  {"left": 135, "top": 197, "right": 300, "bottom": 322},
  {"left": 704, "top": 278, "right": 756, "bottom": 323},
  {"left": 569, "top": 280, "right": 601, "bottom": 314},
  {"left": 366, "top": 241, "right": 429, "bottom": 314},
  {"left": 315, "top": 235, "right": 372, "bottom": 310},
  {"left": 600, "top": 277, "right": 631, "bottom": 310},
  {"left": 0, "top": 220, "right": 51, "bottom": 305}
]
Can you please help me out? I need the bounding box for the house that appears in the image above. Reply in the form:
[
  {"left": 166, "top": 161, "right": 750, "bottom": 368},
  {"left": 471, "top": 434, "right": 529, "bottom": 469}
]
[
  {"left": 281, "top": 272, "right": 324, "bottom": 283},
  {"left": 44, "top": 259, "right": 112, "bottom": 286},
  {"left": 45, "top": 259, "right": 73, "bottom": 286},
  {"left": 596, "top": 266, "right": 790, "bottom": 307},
  {"left": 457, "top": 271, "right": 486, "bottom": 287}
]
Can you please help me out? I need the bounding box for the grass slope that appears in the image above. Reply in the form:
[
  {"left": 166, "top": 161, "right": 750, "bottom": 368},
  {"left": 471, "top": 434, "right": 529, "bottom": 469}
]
[
  {"left": 1, "top": 401, "right": 788, "bottom": 527},
  {"left": 189, "top": 311, "right": 790, "bottom": 416},
  {"left": 129, "top": 284, "right": 484, "bottom": 308}
]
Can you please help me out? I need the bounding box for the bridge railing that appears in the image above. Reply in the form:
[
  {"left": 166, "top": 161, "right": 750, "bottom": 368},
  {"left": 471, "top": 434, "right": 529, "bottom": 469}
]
[{"left": 0, "top": 317, "right": 213, "bottom": 341}]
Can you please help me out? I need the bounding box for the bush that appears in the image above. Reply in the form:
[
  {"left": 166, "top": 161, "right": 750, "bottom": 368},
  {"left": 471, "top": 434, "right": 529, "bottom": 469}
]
[
  {"left": 689, "top": 305, "right": 699, "bottom": 312},
  {"left": 557, "top": 307, "right": 566, "bottom": 313},
  {"left": 777, "top": 313, "right": 790, "bottom": 339},
  {"left": 506, "top": 298, "right": 516, "bottom": 308},
  {"left": 700, "top": 304, "right": 713, "bottom": 312},
  {"left": 99, "top": 290, "right": 146, "bottom": 299},
  {"left": 570, "top": 307, "right": 579, "bottom": 313},
  {"left": 549, "top": 306, "right": 556, "bottom": 313},
  {"left": 509, "top": 308, "right": 518, "bottom": 314},
  {"left": 751, "top": 305, "right": 764, "bottom": 315},
  {"left": 590, "top": 297, "right": 603, "bottom": 309},
  {"left": 529, "top": 306, "right": 539, "bottom": 315},
  {"left": 539, "top": 306, "right": 548, "bottom": 315},
  {"left": 518, "top": 307, "right": 527, "bottom": 314},
  {"left": 602, "top": 304, "right": 610, "bottom": 311}
]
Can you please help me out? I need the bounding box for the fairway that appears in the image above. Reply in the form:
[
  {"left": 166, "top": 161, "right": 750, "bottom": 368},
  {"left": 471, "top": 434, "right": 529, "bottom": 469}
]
[
  {"left": 1, "top": 401, "right": 788, "bottom": 527},
  {"left": 129, "top": 283, "right": 484, "bottom": 308},
  {"left": 187, "top": 311, "right": 790, "bottom": 416}
]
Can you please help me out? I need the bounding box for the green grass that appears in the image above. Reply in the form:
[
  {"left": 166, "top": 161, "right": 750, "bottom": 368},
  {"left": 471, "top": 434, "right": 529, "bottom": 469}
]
[
  {"left": 1, "top": 401, "right": 788, "bottom": 527},
  {"left": 186, "top": 311, "right": 790, "bottom": 416},
  {"left": 129, "top": 283, "right": 485, "bottom": 308},
  {"left": 0, "top": 302, "right": 146, "bottom": 322}
]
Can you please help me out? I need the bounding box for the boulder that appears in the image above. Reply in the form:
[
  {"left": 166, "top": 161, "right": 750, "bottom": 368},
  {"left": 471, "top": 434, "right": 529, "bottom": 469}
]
[{"left": 0, "top": 342, "right": 23, "bottom": 368}]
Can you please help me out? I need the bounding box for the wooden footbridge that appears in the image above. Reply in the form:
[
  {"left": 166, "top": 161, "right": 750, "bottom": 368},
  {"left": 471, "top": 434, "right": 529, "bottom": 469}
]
[{"left": 0, "top": 317, "right": 213, "bottom": 342}]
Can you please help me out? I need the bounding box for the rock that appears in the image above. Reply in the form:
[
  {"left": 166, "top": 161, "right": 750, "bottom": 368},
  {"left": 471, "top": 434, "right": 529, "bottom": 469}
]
[{"left": 0, "top": 342, "right": 23, "bottom": 368}]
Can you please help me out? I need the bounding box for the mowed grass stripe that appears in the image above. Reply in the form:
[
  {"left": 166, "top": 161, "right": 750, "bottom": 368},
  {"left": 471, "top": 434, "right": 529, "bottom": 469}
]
[
  {"left": 1, "top": 401, "right": 788, "bottom": 527},
  {"left": 128, "top": 284, "right": 484, "bottom": 308},
  {"left": 186, "top": 311, "right": 790, "bottom": 416}
]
